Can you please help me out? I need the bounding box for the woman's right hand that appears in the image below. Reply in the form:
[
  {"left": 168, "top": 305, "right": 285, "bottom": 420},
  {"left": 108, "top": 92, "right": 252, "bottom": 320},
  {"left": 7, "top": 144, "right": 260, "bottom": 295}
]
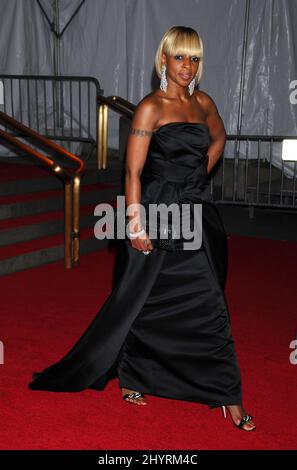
[{"left": 130, "top": 231, "right": 153, "bottom": 253}]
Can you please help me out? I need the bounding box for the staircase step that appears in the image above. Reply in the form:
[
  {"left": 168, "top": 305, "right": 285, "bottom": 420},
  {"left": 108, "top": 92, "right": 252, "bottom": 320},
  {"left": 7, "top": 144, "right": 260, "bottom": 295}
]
[
  {"left": 0, "top": 163, "right": 88, "bottom": 196},
  {"left": 0, "top": 157, "right": 124, "bottom": 274},
  {"left": 0, "top": 227, "right": 113, "bottom": 276},
  {"left": 0, "top": 163, "right": 54, "bottom": 181},
  {"left": 0, "top": 225, "right": 97, "bottom": 260},
  {"left": 0, "top": 183, "right": 121, "bottom": 220},
  {"left": 0, "top": 181, "right": 118, "bottom": 204},
  {"left": 0, "top": 159, "right": 125, "bottom": 195},
  {"left": 0, "top": 199, "right": 118, "bottom": 247}
]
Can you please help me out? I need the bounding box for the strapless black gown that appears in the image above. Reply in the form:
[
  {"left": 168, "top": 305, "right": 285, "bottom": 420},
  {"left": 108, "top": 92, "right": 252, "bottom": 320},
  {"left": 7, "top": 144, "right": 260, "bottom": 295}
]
[{"left": 28, "top": 122, "right": 242, "bottom": 408}]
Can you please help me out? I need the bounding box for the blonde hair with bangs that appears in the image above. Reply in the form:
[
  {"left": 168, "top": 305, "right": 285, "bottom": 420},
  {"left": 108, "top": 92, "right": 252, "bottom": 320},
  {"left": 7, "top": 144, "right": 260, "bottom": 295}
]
[{"left": 155, "top": 26, "right": 204, "bottom": 84}]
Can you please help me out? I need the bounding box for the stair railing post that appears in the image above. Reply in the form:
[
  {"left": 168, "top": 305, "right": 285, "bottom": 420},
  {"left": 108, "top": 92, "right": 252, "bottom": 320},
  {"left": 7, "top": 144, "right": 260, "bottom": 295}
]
[
  {"left": 97, "top": 104, "right": 103, "bottom": 170},
  {"left": 72, "top": 174, "right": 81, "bottom": 266},
  {"left": 102, "top": 103, "right": 108, "bottom": 169},
  {"left": 64, "top": 179, "right": 73, "bottom": 269},
  {"left": 97, "top": 103, "right": 108, "bottom": 170}
]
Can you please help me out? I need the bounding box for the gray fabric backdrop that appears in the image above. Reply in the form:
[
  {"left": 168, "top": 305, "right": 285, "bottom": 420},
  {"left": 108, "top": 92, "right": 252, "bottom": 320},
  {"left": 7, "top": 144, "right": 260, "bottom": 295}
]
[{"left": 0, "top": 0, "right": 296, "bottom": 174}]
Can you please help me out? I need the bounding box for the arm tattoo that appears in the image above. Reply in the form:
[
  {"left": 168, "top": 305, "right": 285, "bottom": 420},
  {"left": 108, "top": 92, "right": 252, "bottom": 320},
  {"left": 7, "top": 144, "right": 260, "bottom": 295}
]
[{"left": 130, "top": 127, "right": 153, "bottom": 137}]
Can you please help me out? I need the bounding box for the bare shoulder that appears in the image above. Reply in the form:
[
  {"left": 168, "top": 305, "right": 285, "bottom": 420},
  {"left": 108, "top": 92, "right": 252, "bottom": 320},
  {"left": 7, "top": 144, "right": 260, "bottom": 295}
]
[
  {"left": 194, "top": 90, "right": 219, "bottom": 117},
  {"left": 194, "top": 90, "right": 226, "bottom": 138},
  {"left": 131, "top": 92, "right": 160, "bottom": 135}
]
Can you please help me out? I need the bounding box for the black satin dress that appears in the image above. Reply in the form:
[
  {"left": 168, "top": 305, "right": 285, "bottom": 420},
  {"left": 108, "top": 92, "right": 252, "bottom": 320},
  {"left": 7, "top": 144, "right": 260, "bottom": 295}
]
[{"left": 28, "top": 122, "right": 242, "bottom": 408}]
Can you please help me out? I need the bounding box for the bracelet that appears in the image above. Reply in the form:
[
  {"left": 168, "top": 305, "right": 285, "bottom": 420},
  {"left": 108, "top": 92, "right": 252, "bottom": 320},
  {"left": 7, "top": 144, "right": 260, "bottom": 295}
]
[{"left": 128, "top": 228, "right": 145, "bottom": 239}]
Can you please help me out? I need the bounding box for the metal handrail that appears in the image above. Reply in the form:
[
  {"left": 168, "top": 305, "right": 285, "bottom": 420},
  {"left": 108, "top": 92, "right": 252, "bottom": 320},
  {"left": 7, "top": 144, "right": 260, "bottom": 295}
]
[
  {"left": 0, "top": 74, "right": 104, "bottom": 166},
  {"left": 0, "top": 110, "right": 84, "bottom": 172},
  {"left": 97, "top": 95, "right": 135, "bottom": 169},
  {"left": 0, "top": 111, "right": 85, "bottom": 268}
]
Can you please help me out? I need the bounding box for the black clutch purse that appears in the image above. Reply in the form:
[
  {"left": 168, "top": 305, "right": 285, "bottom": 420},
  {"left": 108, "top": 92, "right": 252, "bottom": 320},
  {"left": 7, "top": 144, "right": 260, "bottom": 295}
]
[{"left": 119, "top": 203, "right": 202, "bottom": 251}]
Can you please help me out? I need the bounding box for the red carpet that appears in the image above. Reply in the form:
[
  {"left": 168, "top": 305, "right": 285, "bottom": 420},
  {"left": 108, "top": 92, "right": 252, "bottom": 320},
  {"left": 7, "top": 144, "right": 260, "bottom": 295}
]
[{"left": 0, "top": 235, "right": 296, "bottom": 450}]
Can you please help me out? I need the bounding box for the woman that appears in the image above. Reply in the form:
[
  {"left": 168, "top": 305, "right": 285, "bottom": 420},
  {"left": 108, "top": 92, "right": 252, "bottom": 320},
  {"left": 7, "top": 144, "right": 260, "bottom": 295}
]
[{"left": 29, "top": 26, "right": 256, "bottom": 432}]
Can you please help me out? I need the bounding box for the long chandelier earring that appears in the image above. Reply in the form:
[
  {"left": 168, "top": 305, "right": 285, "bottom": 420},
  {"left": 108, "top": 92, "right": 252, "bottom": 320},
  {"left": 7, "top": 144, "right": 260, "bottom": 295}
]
[
  {"left": 160, "top": 64, "right": 168, "bottom": 92},
  {"left": 188, "top": 77, "right": 196, "bottom": 96}
]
